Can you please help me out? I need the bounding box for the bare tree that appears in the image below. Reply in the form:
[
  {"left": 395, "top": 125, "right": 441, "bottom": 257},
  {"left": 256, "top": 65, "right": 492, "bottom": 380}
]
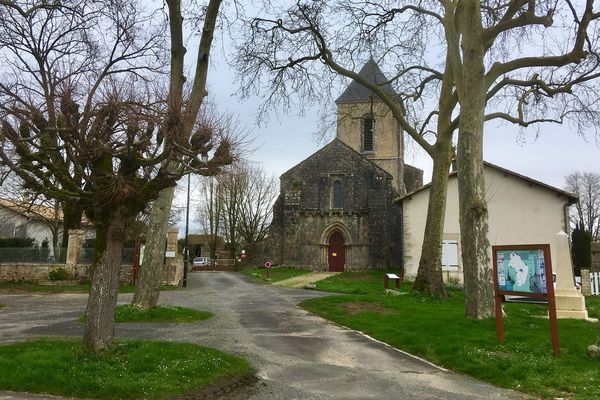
[
  {"left": 566, "top": 171, "right": 600, "bottom": 240},
  {"left": 0, "top": 0, "right": 232, "bottom": 352},
  {"left": 218, "top": 165, "right": 245, "bottom": 259},
  {"left": 235, "top": 0, "right": 600, "bottom": 318},
  {"left": 196, "top": 175, "right": 224, "bottom": 261},
  {"left": 196, "top": 162, "right": 276, "bottom": 260},
  {"left": 132, "top": 0, "right": 228, "bottom": 309},
  {"left": 236, "top": 163, "right": 278, "bottom": 246}
]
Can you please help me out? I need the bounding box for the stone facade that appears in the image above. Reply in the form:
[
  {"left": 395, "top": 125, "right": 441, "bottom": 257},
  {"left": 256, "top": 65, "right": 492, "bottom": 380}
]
[{"left": 268, "top": 139, "right": 404, "bottom": 271}]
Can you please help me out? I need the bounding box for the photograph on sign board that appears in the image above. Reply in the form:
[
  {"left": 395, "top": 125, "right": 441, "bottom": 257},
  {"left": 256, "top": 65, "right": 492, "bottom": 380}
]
[{"left": 496, "top": 249, "right": 548, "bottom": 294}]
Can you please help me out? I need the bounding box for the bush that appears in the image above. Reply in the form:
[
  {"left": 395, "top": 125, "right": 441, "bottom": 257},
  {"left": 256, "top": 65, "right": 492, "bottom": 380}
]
[
  {"left": 48, "top": 267, "right": 69, "bottom": 281},
  {"left": 0, "top": 238, "right": 35, "bottom": 248}
]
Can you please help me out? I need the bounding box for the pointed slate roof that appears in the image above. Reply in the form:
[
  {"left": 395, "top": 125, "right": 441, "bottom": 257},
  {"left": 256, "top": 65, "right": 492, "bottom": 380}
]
[{"left": 335, "top": 58, "right": 397, "bottom": 103}]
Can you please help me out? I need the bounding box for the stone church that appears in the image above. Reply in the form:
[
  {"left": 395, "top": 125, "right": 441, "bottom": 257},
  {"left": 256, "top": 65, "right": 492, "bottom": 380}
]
[{"left": 268, "top": 60, "right": 423, "bottom": 271}]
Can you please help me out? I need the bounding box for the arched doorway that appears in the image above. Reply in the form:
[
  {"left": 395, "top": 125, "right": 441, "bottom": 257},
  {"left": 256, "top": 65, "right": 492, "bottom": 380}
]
[{"left": 328, "top": 231, "right": 345, "bottom": 272}]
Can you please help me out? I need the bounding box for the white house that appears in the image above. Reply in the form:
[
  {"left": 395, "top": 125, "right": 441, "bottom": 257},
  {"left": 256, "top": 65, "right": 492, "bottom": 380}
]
[
  {"left": 0, "top": 198, "right": 62, "bottom": 251},
  {"left": 399, "top": 162, "right": 577, "bottom": 282}
]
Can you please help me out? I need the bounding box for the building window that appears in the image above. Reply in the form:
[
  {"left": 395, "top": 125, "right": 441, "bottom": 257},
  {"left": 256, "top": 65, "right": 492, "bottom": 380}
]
[
  {"left": 332, "top": 180, "right": 343, "bottom": 209},
  {"left": 362, "top": 116, "right": 374, "bottom": 152},
  {"left": 442, "top": 240, "right": 459, "bottom": 270}
]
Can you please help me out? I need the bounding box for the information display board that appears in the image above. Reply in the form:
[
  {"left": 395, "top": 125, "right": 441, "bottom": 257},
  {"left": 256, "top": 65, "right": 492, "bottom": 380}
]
[{"left": 492, "top": 244, "right": 559, "bottom": 355}]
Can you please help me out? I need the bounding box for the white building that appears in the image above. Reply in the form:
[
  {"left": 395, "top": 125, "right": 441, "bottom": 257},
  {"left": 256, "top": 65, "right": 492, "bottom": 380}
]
[
  {"left": 399, "top": 162, "right": 577, "bottom": 282},
  {"left": 0, "top": 198, "right": 62, "bottom": 251}
]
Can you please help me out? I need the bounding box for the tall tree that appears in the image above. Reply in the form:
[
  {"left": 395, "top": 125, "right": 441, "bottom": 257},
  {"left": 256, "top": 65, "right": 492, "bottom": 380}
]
[
  {"left": 197, "top": 175, "right": 224, "bottom": 262},
  {"left": 132, "top": 0, "right": 227, "bottom": 309},
  {"left": 235, "top": 163, "right": 278, "bottom": 246},
  {"left": 571, "top": 223, "right": 592, "bottom": 275},
  {"left": 0, "top": 0, "right": 232, "bottom": 352},
  {"left": 218, "top": 165, "right": 245, "bottom": 258},
  {"left": 566, "top": 171, "right": 600, "bottom": 241},
  {"left": 236, "top": 0, "right": 600, "bottom": 317}
]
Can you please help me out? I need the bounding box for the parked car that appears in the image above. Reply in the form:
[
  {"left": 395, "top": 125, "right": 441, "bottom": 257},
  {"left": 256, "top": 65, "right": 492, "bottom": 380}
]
[{"left": 192, "top": 256, "right": 211, "bottom": 268}]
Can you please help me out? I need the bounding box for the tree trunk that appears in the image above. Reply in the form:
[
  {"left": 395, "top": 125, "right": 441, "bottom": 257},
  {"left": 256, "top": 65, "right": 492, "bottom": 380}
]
[
  {"left": 132, "top": 186, "right": 175, "bottom": 309},
  {"left": 132, "top": 0, "right": 222, "bottom": 308},
  {"left": 412, "top": 53, "right": 456, "bottom": 298},
  {"left": 456, "top": 3, "right": 494, "bottom": 319},
  {"left": 412, "top": 147, "right": 452, "bottom": 298},
  {"left": 83, "top": 208, "right": 130, "bottom": 352}
]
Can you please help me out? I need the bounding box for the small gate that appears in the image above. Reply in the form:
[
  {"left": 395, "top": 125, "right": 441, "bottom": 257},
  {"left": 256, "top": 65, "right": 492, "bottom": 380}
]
[{"left": 591, "top": 272, "right": 600, "bottom": 295}]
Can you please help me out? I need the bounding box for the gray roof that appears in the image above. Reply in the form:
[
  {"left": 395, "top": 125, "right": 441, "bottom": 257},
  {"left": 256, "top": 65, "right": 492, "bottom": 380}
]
[
  {"left": 335, "top": 58, "right": 397, "bottom": 103},
  {"left": 396, "top": 161, "right": 578, "bottom": 204}
]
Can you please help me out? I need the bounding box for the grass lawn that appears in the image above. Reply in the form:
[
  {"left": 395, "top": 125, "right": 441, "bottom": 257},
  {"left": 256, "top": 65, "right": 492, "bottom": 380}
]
[
  {"left": 0, "top": 338, "right": 252, "bottom": 399},
  {"left": 78, "top": 304, "right": 213, "bottom": 323},
  {"left": 0, "top": 281, "right": 177, "bottom": 294},
  {"left": 240, "top": 267, "right": 312, "bottom": 283},
  {"left": 302, "top": 271, "right": 600, "bottom": 400}
]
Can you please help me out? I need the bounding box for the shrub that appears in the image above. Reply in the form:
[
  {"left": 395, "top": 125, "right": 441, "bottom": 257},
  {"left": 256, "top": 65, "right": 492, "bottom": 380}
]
[
  {"left": 48, "top": 267, "right": 69, "bottom": 281},
  {"left": 0, "top": 238, "right": 35, "bottom": 248}
]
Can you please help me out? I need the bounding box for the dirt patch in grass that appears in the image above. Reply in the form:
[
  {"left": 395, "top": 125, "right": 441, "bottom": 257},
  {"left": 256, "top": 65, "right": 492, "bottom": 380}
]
[
  {"left": 173, "top": 373, "right": 259, "bottom": 400},
  {"left": 337, "top": 301, "right": 397, "bottom": 316}
]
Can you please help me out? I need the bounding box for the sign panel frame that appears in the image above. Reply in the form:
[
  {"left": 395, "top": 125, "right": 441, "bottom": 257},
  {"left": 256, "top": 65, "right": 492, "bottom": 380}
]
[{"left": 492, "top": 244, "right": 559, "bottom": 355}]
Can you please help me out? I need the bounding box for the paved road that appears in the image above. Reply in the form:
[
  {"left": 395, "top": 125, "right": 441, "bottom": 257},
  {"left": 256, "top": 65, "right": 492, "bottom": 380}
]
[{"left": 0, "top": 272, "right": 532, "bottom": 399}]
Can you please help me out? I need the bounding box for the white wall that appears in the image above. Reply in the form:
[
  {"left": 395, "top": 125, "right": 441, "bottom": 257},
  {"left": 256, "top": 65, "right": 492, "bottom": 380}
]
[{"left": 402, "top": 166, "right": 571, "bottom": 281}]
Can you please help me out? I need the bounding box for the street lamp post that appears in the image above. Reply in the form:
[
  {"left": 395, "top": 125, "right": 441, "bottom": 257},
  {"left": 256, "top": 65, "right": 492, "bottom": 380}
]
[
  {"left": 182, "top": 173, "right": 191, "bottom": 288},
  {"left": 182, "top": 153, "right": 208, "bottom": 288}
]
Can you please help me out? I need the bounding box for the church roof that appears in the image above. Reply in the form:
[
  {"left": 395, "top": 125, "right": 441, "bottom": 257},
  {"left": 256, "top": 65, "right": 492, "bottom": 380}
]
[
  {"left": 335, "top": 58, "right": 397, "bottom": 103},
  {"left": 280, "top": 138, "right": 392, "bottom": 181}
]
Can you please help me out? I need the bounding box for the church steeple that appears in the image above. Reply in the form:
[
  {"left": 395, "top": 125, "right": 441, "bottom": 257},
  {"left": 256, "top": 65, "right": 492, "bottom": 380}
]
[
  {"left": 335, "top": 58, "right": 397, "bottom": 104},
  {"left": 335, "top": 59, "right": 405, "bottom": 193}
]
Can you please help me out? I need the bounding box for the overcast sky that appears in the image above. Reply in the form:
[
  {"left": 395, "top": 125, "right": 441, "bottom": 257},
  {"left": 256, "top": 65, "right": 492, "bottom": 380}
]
[
  {"left": 174, "top": 5, "right": 600, "bottom": 231},
  {"left": 201, "top": 54, "right": 600, "bottom": 191}
]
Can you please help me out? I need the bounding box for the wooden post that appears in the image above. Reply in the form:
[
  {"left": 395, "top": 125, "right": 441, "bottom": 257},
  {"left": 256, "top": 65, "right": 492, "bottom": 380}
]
[{"left": 494, "top": 294, "right": 505, "bottom": 343}]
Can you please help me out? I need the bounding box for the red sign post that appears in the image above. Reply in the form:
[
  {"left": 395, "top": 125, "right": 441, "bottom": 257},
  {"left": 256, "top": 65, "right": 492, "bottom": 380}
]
[
  {"left": 264, "top": 261, "right": 271, "bottom": 279},
  {"left": 492, "top": 244, "right": 559, "bottom": 355}
]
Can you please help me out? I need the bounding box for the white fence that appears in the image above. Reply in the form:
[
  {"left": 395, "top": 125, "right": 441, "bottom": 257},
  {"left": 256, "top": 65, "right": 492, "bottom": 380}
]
[{"left": 592, "top": 272, "right": 600, "bottom": 296}]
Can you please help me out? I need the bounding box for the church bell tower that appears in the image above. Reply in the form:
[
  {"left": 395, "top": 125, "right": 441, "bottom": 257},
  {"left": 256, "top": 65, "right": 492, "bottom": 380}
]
[{"left": 335, "top": 59, "right": 405, "bottom": 194}]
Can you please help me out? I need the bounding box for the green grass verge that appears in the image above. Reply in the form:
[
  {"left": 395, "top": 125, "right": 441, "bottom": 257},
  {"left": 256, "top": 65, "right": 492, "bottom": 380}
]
[
  {"left": 0, "top": 338, "right": 252, "bottom": 399},
  {"left": 315, "top": 270, "right": 407, "bottom": 294},
  {"left": 240, "top": 267, "right": 312, "bottom": 283},
  {"left": 303, "top": 272, "right": 600, "bottom": 400},
  {"left": 79, "top": 304, "right": 213, "bottom": 323},
  {"left": 0, "top": 281, "right": 177, "bottom": 294},
  {"left": 115, "top": 304, "right": 213, "bottom": 323}
]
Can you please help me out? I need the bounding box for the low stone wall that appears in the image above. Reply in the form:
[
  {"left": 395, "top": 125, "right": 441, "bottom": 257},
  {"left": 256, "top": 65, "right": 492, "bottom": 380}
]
[
  {"left": 0, "top": 263, "right": 134, "bottom": 283},
  {"left": 591, "top": 243, "right": 600, "bottom": 272}
]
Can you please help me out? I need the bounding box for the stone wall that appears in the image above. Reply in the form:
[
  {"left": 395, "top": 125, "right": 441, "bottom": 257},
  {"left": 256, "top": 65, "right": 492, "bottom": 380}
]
[
  {"left": 0, "top": 262, "right": 134, "bottom": 283},
  {"left": 404, "top": 165, "right": 424, "bottom": 193},
  {"left": 592, "top": 242, "right": 600, "bottom": 272}
]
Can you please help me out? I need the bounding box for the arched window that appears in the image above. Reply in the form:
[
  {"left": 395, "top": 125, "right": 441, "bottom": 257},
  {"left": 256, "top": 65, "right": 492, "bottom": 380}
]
[
  {"left": 362, "top": 116, "right": 374, "bottom": 152},
  {"left": 332, "top": 180, "right": 343, "bottom": 209}
]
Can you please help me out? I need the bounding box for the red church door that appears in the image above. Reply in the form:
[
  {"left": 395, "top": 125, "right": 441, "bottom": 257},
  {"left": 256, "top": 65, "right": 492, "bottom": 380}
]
[{"left": 328, "top": 231, "right": 345, "bottom": 272}]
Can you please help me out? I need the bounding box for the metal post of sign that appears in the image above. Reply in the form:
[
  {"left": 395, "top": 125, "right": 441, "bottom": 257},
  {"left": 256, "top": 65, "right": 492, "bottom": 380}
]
[
  {"left": 264, "top": 261, "right": 271, "bottom": 280},
  {"left": 182, "top": 173, "right": 191, "bottom": 288}
]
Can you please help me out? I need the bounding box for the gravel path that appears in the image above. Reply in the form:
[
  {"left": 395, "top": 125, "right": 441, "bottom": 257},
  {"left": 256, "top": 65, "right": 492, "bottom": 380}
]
[
  {"left": 271, "top": 272, "right": 340, "bottom": 288},
  {"left": 0, "top": 272, "right": 533, "bottom": 400}
]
